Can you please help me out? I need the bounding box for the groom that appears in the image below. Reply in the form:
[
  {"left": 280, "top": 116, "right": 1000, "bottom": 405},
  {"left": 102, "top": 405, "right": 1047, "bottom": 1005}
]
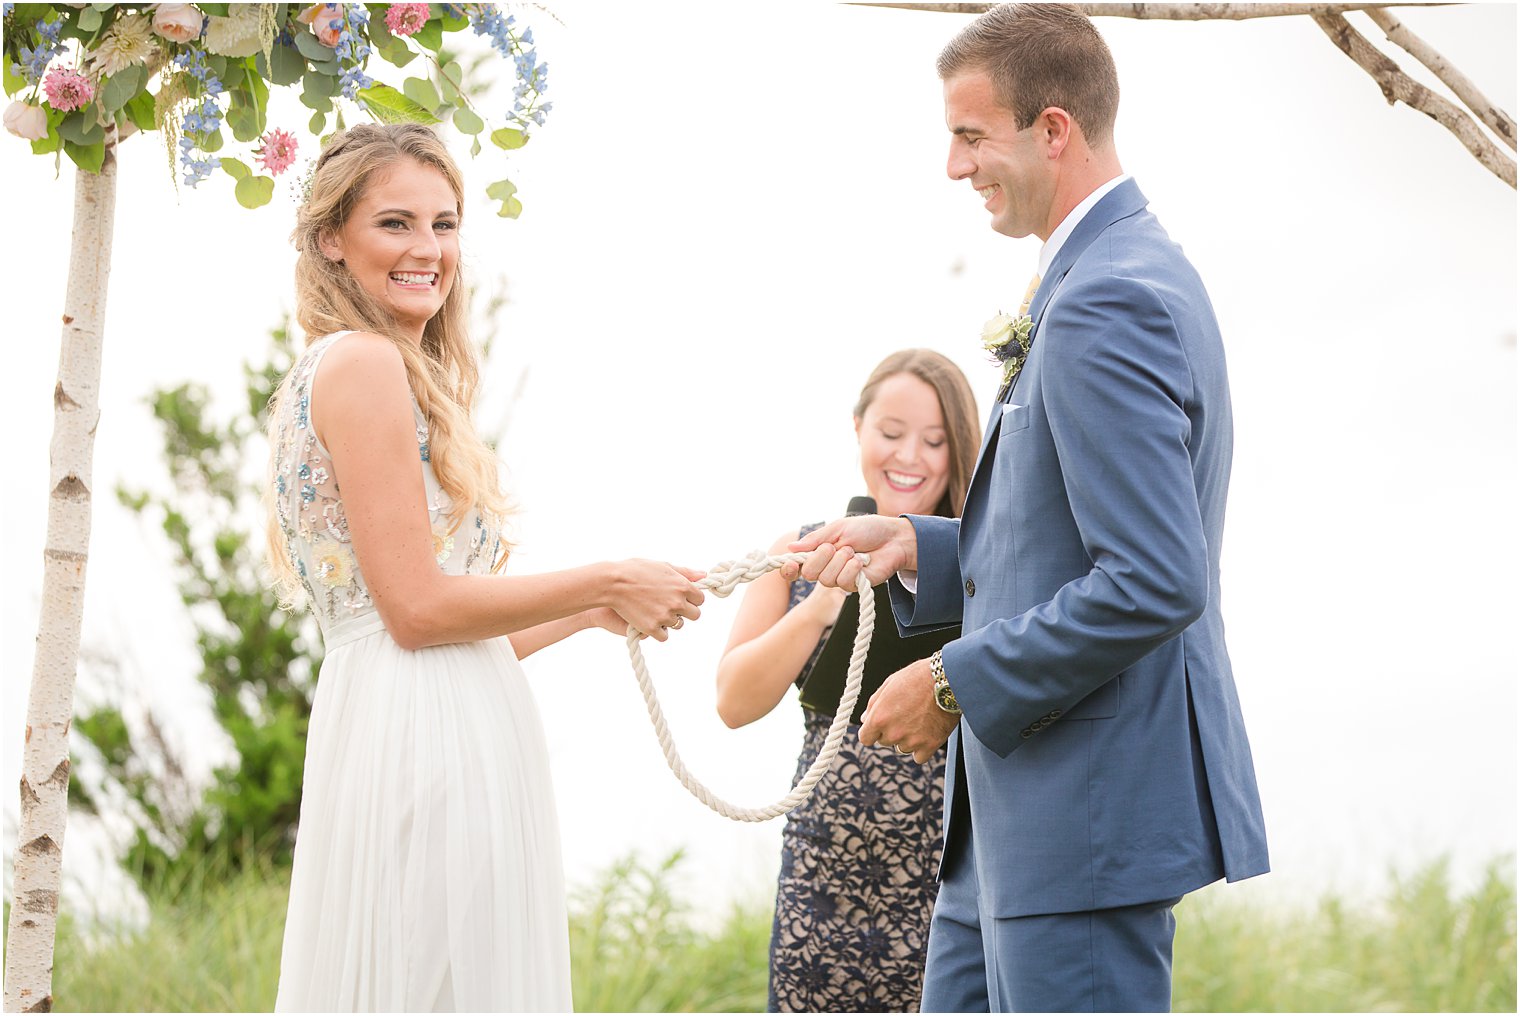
[{"left": 790, "top": 4, "right": 1269, "bottom": 1011}]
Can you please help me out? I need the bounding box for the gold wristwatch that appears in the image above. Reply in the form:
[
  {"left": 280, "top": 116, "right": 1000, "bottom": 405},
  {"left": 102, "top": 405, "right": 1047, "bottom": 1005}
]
[{"left": 931, "top": 651, "right": 960, "bottom": 715}]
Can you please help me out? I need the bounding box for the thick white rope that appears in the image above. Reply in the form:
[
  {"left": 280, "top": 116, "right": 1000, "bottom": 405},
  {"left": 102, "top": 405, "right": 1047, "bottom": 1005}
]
[{"left": 625, "top": 550, "right": 874, "bottom": 822}]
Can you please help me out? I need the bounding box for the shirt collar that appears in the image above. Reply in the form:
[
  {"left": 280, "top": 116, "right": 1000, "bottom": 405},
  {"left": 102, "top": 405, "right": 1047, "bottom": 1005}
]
[{"left": 1037, "top": 173, "right": 1130, "bottom": 278}]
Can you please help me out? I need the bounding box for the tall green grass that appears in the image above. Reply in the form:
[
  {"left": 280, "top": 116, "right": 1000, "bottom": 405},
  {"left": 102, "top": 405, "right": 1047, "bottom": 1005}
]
[{"left": 13, "top": 853, "right": 1514, "bottom": 1012}]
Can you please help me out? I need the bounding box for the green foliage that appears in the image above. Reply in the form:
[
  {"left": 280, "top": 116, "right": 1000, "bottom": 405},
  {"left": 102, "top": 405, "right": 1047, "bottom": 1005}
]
[
  {"left": 71, "top": 320, "right": 318, "bottom": 888},
  {"left": 569, "top": 852, "right": 771, "bottom": 1012},
  {"left": 1171, "top": 857, "right": 1518, "bottom": 1012},
  {"left": 20, "top": 855, "right": 1515, "bottom": 1013}
]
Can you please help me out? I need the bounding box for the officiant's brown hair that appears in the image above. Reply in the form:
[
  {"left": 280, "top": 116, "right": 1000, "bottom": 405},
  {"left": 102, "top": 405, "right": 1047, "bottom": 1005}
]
[
  {"left": 937, "top": 3, "right": 1120, "bottom": 147},
  {"left": 853, "top": 350, "right": 979, "bottom": 519}
]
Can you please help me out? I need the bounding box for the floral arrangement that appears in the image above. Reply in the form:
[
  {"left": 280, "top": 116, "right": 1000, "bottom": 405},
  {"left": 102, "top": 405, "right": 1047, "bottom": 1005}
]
[
  {"left": 981, "top": 310, "right": 1035, "bottom": 393},
  {"left": 2, "top": 2, "right": 550, "bottom": 215}
]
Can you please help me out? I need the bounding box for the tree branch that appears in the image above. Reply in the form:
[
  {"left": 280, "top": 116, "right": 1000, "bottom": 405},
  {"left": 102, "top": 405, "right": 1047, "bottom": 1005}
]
[
  {"left": 1313, "top": 12, "right": 1514, "bottom": 188},
  {"left": 854, "top": 3, "right": 1455, "bottom": 19},
  {"left": 1365, "top": 7, "right": 1515, "bottom": 151}
]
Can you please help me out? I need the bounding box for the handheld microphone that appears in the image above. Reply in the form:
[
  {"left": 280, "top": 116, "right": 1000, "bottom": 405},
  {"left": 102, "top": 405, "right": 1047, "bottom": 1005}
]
[{"left": 845, "top": 495, "right": 877, "bottom": 517}]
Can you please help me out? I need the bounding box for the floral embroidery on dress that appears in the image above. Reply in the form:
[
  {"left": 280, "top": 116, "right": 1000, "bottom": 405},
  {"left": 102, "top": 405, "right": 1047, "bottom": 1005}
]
[{"left": 271, "top": 333, "right": 507, "bottom": 632}]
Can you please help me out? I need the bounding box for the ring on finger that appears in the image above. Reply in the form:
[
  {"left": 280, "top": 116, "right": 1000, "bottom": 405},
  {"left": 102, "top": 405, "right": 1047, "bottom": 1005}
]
[
  {"left": 894, "top": 745, "right": 912, "bottom": 756},
  {"left": 671, "top": 617, "right": 684, "bottom": 630}
]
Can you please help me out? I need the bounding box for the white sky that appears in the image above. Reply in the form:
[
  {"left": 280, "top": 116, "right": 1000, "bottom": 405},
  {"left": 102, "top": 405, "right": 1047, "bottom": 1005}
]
[{"left": 3, "top": 3, "right": 1516, "bottom": 920}]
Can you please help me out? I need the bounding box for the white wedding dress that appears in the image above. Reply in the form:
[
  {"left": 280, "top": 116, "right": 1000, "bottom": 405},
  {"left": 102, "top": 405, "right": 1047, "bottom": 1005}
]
[{"left": 271, "top": 333, "right": 572, "bottom": 1012}]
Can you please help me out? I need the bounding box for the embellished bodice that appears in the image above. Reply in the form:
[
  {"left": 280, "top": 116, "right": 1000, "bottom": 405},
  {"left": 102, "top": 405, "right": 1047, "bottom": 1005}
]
[{"left": 270, "top": 332, "right": 504, "bottom": 644}]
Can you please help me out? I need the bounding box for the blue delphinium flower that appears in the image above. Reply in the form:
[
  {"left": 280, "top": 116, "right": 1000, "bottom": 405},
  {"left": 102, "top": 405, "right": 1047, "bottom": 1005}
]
[
  {"left": 335, "top": 4, "right": 375, "bottom": 98},
  {"left": 12, "top": 17, "right": 65, "bottom": 84},
  {"left": 466, "top": 4, "right": 551, "bottom": 131},
  {"left": 173, "top": 47, "right": 226, "bottom": 186}
]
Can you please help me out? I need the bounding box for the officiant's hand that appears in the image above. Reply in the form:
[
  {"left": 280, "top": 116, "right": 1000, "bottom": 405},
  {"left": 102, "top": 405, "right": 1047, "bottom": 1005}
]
[
  {"left": 858, "top": 658, "right": 957, "bottom": 764},
  {"left": 783, "top": 515, "right": 917, "bottom": 589}
]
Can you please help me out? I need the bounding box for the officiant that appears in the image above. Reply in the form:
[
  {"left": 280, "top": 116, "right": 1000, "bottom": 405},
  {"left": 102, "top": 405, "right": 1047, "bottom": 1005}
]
[{"left": 714, "top": 349, "right": 978, "bottom": 1013}]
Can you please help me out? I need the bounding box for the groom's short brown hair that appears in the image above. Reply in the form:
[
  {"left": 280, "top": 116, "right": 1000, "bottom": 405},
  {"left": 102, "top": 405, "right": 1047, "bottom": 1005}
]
[{"left": 937, "top": 3, "right": 1120, "bottom": 146}]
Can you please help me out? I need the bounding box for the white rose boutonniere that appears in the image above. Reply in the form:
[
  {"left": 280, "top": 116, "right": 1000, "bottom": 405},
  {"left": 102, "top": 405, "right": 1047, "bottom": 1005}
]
[{"left": 981, "top": 310, "right": 1035, "bottom": 393}]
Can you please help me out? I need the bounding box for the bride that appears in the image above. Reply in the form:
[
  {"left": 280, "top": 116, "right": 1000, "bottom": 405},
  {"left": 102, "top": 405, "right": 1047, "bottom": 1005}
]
[{"left": 265, "top": 122, "right": 705, "bottom": 1011}]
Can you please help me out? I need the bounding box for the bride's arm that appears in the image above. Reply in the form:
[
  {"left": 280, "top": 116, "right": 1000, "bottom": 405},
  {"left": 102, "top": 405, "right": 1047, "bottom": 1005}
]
[
  {"left": 314, "top": 333, "right": 702, "bottom": 650},
  {"left": 507, "top": 608, "right": 623, "bottom": 660}
]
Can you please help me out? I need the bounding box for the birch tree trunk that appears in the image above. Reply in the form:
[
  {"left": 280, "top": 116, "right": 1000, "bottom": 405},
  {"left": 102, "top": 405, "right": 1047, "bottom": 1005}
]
[{"left": 5, "top": 129, "right": 120, "bottom": 1014}]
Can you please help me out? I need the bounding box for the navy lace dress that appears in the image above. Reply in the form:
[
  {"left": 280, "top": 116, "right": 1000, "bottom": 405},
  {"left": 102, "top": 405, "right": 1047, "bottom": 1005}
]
[{"left": 767, "top": 524, "right": 947, "bottom": 1013}]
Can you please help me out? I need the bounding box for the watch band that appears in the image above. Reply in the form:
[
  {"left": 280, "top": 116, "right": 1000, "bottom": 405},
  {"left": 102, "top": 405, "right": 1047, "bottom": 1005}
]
[{"left": 931, "top": 650, "right": 960, "bottom": 715}]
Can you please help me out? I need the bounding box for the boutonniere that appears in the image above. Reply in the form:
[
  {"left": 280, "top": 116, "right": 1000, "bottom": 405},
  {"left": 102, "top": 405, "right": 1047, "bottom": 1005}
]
[{"left": 981, "top": 311, "right": 1034, "bottom": 388}]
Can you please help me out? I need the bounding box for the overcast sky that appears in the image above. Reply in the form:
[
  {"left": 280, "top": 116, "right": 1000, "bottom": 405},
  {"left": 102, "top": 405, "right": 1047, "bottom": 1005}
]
[{"left": 3, "top": 3, "right": 1515, "bottom": 919}]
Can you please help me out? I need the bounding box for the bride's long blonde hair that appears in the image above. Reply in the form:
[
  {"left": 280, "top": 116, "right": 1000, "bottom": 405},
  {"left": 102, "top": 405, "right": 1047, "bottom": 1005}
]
[{"left": 266, "top": 123, "right": 510, "bottom": 604}]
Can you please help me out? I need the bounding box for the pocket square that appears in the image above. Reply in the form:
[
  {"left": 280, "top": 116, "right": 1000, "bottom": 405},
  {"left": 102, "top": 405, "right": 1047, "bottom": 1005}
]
[{"left": 1002, "top": 403, "right": 1024, "bottom": 415}]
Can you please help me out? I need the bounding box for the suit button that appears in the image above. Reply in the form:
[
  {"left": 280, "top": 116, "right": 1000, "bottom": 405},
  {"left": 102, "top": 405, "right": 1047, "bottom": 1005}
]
[{"left": 965, "top": 579, "right": 976, "bottom": 597}]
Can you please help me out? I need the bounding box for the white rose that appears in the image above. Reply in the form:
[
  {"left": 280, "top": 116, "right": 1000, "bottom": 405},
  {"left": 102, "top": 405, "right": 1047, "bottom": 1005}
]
[
  {"left": 4, "top": 101, "right": 48, "bottom": 142},
  {"left": 980, "top": 312, "right": 1016, "bottom": 350},
  {"left": 152, "top": 3, "right": 203, "bottom": 43}
]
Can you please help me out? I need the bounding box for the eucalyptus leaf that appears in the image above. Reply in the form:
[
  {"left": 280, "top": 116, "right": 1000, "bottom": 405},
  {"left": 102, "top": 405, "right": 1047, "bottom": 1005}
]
[
  {"left": 200, "top": 128, "right": 224, "bottom": 153},
  {"left": 308, "top": 109, "right": 326, "bottom": 134},
  {"left": 235, "top": 174, "right": 276, "bottom": 209},
  {"left": 77, "top": 5, "right": 102, "bottom": 32},
  {"left": 413, "top": 19, "right": 443, "bottom": 52},
  {"left": 470, "top": 135, "right": 481, "bottom": 157},
  {"left": 490, "top": 127, "right": 527, "bottom": 151},
  {"left": 64, "top": 139, "right": 105, "bottom": 174},
  {"left": 220, "top": 157, "right": 251, "bottom": 180},
  {"left": 438, "top": 61, "right": 464, "bottom": 104},
  {"left": 356, "top": 84, "right": 442, "bottom": 126},
  {"left": 452, "top": 107, "right": 484, "bottom": 135},
  {"left": 294, "top": 30, "right": 336, "bottom": 63},
  {"left": 228, "top": 100, "right": 260, "bottom": 143},
  {"left": 378, "top": 40, "right": 417, "bottom": 69},
  {"left": 266, "top": 44, "right": 306, "bottom": 86},
  {"left": 301, "top": 73, "right": 336, "bottom": 113},
  {"left": 486, "top": 176, "right": 525, "bottom": 219},
  {"left": 402, "top": 76, "right": 441, "bottom": 113},
  {"left": 99, "top": 65, "right": 145, "bottom": 114}
]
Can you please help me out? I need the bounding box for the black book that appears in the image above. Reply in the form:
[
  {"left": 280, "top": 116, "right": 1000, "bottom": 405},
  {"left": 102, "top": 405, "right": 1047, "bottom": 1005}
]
[{"left": 797, "top": 582, "right": 959, "bottom": 724}]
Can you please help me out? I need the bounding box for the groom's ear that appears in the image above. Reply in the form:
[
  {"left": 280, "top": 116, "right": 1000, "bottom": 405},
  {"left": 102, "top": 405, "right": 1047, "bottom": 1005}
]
[{"left": 1038, "top": 107, "right": 1076, "bottom": 160}]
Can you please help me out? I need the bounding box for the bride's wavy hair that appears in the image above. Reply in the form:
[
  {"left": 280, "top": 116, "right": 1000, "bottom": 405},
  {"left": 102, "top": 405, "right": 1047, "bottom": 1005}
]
[{"left": 266, "top": 123, "right": 510, "bottom": 604}]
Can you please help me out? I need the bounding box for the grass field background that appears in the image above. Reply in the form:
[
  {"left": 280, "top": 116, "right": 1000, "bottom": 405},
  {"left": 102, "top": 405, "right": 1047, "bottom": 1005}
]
[{"left": 14, "top": 852, "right": 1511, "bottom": 1012}]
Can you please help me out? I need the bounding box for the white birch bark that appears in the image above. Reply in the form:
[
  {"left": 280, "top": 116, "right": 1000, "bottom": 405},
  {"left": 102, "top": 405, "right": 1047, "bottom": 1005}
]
[{"left": 5, "top": 128, "right": 120, "bottom": 1014}]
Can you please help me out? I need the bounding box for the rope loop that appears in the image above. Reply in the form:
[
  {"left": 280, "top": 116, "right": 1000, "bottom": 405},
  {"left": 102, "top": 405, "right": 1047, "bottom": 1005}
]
[{"left": 626, "top": 551, "right": 874, "bottom": 822}]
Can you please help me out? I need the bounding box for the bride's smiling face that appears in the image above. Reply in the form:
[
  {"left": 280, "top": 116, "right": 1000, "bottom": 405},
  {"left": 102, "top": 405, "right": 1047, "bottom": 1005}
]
[{"left": 320, "top": 157, "right": 460, "bottom": 341}]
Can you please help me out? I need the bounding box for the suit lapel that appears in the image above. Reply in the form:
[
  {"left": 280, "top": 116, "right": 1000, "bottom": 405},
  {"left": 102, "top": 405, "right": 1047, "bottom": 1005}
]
[{"left": 969, "top": 180, "right": 1153, "bottom": 499}]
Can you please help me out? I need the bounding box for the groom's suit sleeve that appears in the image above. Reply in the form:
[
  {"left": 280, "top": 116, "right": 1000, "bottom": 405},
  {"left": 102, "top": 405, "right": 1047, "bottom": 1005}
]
[
  {"left": 945, "top": 274, "right": 1210, "bottom": 758},
  {"left": 887, "top": 515, "right": 963, "bottom": 635}
]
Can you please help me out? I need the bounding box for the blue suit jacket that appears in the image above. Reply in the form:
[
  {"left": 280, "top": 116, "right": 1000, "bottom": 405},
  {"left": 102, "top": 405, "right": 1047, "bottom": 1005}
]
[{"left": 891, "top": 179, "right": 1269, "bottom": 918}]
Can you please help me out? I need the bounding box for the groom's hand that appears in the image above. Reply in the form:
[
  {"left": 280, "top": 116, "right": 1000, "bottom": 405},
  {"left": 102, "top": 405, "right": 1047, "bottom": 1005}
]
[
  {"left": 782, "top": 515, "right": 916, "bottom": 588},
  {"left": 858, "top": 658, "right": 957, "bottom": 764}
]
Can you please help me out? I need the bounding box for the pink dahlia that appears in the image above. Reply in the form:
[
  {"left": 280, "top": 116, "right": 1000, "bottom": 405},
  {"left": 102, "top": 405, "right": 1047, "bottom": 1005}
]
[
  {"left": 256, "top": 127, "right": 300, "bottom": 176},
  {"left": 43, "top": 66, "right": 94, "bottom": 112},
  {"left": 385, "top": 3, "right": 430, "bottom": 37}
]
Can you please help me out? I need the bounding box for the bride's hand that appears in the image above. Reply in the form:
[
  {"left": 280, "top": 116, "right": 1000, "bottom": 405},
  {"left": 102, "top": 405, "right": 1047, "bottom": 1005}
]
[
  {"left": 606, "top": 559, "right": 706, "bottom": 642},
  {"left": 584, "top": 607, "right": 632, "bottom": 636}
]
